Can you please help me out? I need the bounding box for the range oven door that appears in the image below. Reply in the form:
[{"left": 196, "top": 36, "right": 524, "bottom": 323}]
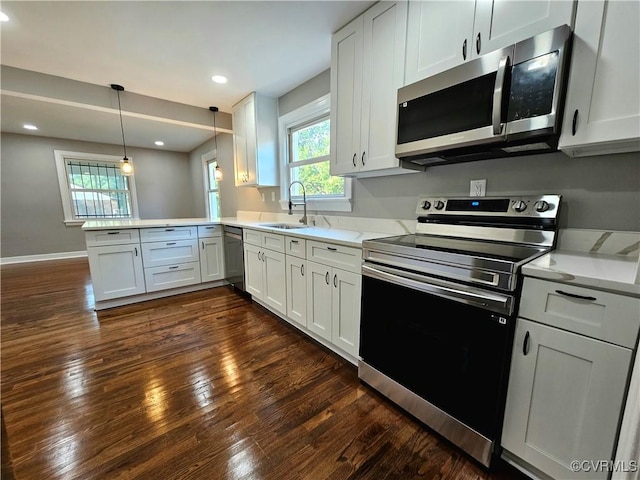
[{"left": 359, "top": 263, "right": 516, "bottom": 467}]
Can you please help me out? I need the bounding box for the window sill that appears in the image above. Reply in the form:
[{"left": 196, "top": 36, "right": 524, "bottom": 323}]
[{"left": 279, "top": 198, "right": 352, "bottom": 213}]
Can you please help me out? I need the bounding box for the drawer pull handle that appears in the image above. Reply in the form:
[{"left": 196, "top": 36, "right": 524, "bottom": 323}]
[
  {"left": 169, "top": 266, "right": 179, "bottom": 270},
  {"left": 327, "top": 247, "right": 337, "bottom": 251},
  {"left": 325, "top": 272, "right": 330, "bottom": 284},
  {"left": 107, "top": 231, "right": 120, "bottom": 235},
  {"left": 165, "top": 228, "right": 175, "bottom": 232},
  {"left": 555, "top": 290, "right": 597, "bottom": 302},
  {"left": 166, "top": 242, "right": 176, "bottom": 246},
  {"left": 301, "top": 264, "right": 304, "bottom": 276},
  {"left": 205, "top": 226, "right": 214, "bottom": 229},
  {"left": 291, "top": 240, "right": 299, "bottom": 244},
  {"left": 523, "top": 331, "right": 530, "bottom": 356},
  {"left": 202, "top": 241, "right": 205, "bottom": 250}
]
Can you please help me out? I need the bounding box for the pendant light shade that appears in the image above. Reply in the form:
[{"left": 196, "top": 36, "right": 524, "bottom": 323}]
[
  {"left": 111, "top": 84, "right": 133, "bottom": 176},
  {"left": 209, "top": 106, "right": 223, "bottom": 181}
]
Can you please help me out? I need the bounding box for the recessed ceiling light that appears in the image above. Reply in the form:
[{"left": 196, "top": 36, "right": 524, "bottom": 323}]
[
  {"left": 211, "top": 75, "right": 227, "bottom": 84},
  {"left": 23, "top": 124, "right": 38, "bottom": 130},
  {"left": 0, "top": 12, "right": 9, "bottom": 22},
  {"left": 155, "top": 141, "right": 164, "bottom": 146}
]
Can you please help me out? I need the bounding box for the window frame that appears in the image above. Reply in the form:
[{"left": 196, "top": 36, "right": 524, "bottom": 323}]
[
  {"left": 54, "top": 150, "right": 139, "bottom": 225},
  {"left": 201, "top": 149, "right": 221, "bottom": 220},
  {"left": 278, "top": 93, "right": 352, "bottom": 212}
]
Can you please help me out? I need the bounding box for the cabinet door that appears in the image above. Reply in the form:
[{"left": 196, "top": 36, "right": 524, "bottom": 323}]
[
  {"left": 88, "top": 244, "right": 145, "bottom": 301},
  {"left": 244, "top": 243, "right": 264, "bottom": 299},
  {"left": 200, "top": 237, "right": 225, "bottom": 282},
  {"left": 262, "top": 249, "right": 286, "bottom": 315},
  {"left": 559, "top": 0, "right": 640, "bottom": 156},
  {"left": 359, "top": 0, "right": 408, "bottom": 173},
  {"left": 330, "top": 15, "right": 363, "bottom": 176},
  {"left": 502, "top": 318, "right": 632, "bottom": 480},
  {"left": 244, "top": 94, "right": 258, "bottom": 185},
  {"left": 473, "top": 0, "right": 575, "bottom": 58},
  {"left": 404, "top": 0, "right": 475, "bottom": 84},
  {"left": 285, "top": 256, "right": 307, "bottom": 327},
  {"left": 331, "top": 269, "right": 362, "bottom": 358},
  {"left": 232, "top": 96, "right": 249, "bottom": 186},
  {"left": 306, "top": 261, "right": 333, "bottom": 341}
]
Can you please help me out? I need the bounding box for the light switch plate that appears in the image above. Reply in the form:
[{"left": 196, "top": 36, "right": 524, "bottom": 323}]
[{"left": 470, "top": 179, "right": 486, "bottom": 197}]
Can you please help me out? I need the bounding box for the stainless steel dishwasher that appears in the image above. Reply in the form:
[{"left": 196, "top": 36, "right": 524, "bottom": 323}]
[{"left": 223, "top": 225, "right": 246, "bottom": 294}]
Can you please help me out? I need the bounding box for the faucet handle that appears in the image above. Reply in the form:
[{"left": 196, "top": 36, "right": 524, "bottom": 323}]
[{"left": 288, "top": 200, "right": 293, "bottom": 215}]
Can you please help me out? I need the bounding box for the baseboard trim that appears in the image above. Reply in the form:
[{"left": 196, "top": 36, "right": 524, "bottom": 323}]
[{"left": 1, "top": 250, "right": 88, "bottom": 265}]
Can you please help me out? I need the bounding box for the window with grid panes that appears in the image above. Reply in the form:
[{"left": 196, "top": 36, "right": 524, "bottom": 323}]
[{"left": 54, "top": 151, "right": 139, "bottom": 224}]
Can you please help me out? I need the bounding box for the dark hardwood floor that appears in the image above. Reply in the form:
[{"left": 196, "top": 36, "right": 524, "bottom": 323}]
[{"left": 1, "top": 258, "right": 529, "bottom": 479}]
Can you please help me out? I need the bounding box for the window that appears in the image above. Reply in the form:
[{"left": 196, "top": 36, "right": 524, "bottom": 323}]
[
  {"left": 54, "top": 150, "right": 139, "bottom": 225},
  {"left": 279, "top": 94, "right": 351, "bottom": 212},
  {"left": 202, "top": 150, "right": 221, "bottom": 219}
]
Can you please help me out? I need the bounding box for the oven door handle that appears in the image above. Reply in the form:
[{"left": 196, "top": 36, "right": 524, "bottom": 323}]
[{"left": 362, "top": 264, "right": 513, "bottom": 316}]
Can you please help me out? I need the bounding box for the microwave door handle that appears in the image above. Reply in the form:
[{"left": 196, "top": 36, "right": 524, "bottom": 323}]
[{"left": 492, "top": 55, "right": 510, "bottom": 135}]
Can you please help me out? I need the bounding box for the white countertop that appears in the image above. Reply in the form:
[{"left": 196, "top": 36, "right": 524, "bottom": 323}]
[
  {"left": 82, "top": 217, "right": 395, "bottom": 248},
  {"left": 522, "top": 249, "right": 640, "bottom": 297}
]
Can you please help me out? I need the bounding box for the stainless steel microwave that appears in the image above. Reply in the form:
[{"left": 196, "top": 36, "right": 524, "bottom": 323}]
[{"left": 396, "top": 24, "right": 573, "bottom": 167}]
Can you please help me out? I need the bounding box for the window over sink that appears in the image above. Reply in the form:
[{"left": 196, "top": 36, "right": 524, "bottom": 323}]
[{"left": 278, "top": 93, "right": 352, "bottom": 212}]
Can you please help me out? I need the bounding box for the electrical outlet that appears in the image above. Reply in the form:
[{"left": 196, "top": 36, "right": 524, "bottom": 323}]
[
  {"left": 470, "top": 179, "right": 487, "bottom": 197},
  {"left": 271, "top": 191, "right": 276, "bottom": 201}
]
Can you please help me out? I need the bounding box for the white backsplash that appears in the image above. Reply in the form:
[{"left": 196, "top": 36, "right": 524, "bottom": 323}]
[
  {"left": 557, "top": 229, "right": 640, "bottom": 257},
  {"left": 235, "top": 210, "right": 415, "bottom": 236}
]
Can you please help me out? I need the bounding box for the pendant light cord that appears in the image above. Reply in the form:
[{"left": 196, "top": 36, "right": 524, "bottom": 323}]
[{"left": 116, "top": 89, "right": 128, "bottom": 159}]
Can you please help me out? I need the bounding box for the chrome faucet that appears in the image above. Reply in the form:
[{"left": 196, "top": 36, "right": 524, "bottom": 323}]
[{"left": 288, "top": 181, "right": 307, "bottom": 225}]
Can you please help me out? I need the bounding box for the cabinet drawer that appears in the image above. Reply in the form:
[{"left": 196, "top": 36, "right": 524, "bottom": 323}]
[
  {"left": 243, "top": 229, "right": 262, "bottom": 247},
  {"left": 243, "top": 229, "right": 285, "bottom": 252},
  {"left": 85, "top": 229, "right": 140, "bottom": 247},
  {"left": 262, "top": 232, "right": 285, "bottom": 253},
  {"left": 519, "top": 277, "right": 640, "bottom": 348},
  {"left": 141, "top": 239, "right": 200, "bottom": 268},
  {"left": 197, "top": 225, "right": 222, "bottom": 238},
  {"left": 285, "top": 236, "right": 306, "bottom": 258},
  {"left": 140, "top": 226, "right": 197, "bottom": 242},
  {"left": 144, "top": 262, "right": 202, "bottom": 293},
  {"left": 306, "top": 241, "right": 361, "bottom": 274}
]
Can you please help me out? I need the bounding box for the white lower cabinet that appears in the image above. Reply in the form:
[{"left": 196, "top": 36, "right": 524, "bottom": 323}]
[
  {"left": 502, "top": 277, "right": 640, "bottom": 480},
  {"left": 198, "top": 227, "right": 225, "bottom": 283},
  {"left": 285, "top": 255, "right": 307, "bottom": 327},
  {"left": 87, "top": 243, "right": 145, "bottom": 301},
  {"left": 306, "top": 261, "right": 361, "bottom": 358},
  {"left": 244, "top": 241, "right": 287, "bottom": 316},
  {"left": 144, "top": 262, "right": 202, "bottom": 293}
]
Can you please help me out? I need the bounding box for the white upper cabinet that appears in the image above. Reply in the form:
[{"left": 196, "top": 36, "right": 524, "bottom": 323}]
[
  {"left": 232, "top": 92, "right": 279, "bottom": 187},
  {"left": 559, "top": 0, "right": 640, "bottom": 157},
  {"left": 404, "top": 0, "right": 576, "bottom": 84},
  {"left": 331, "top": 1, "right": 417, "bottom": 178},
  {"left": 404, "top": 0, "right": 476, "bottom": 83}
]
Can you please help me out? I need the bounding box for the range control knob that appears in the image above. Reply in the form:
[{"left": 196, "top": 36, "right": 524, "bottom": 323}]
[
  {"left": 512, "top": 200, "right": 528, "bottom": 213},
  {"left": 434, "top": 200, "right": 445, "bottom": 210},
  {"left": 421, "top": 200, "right": 432, "bottom": 210},
  {"left": 534, "top": 200, "right": 550, "bottom": 212}
]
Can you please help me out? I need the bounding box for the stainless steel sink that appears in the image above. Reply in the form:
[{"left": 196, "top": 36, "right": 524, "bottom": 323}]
[{"left": 260, "top": 223, "right": 309, "bottom": 230}]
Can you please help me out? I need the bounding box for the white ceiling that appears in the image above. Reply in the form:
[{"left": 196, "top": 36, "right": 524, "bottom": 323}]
[{"left": 0, "top": 0, "right": 375, "bottom": 152}]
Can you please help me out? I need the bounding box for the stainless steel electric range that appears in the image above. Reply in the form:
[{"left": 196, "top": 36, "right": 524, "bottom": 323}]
[{"left": 358, "top": 194, "right": 562, "bottom": 468}]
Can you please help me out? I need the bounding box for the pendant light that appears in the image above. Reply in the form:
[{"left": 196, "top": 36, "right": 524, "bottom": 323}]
[
  {"left": 111, "top": 84, "right": 133, "bottom": 176},
  {"left": 209, "top": 106, "right": 223, "bottom": 181}
]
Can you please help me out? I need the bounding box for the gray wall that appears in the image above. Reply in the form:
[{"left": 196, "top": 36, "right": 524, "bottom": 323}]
[{"left": 1, "top": 132, "right": 195, "bottom": 258}]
